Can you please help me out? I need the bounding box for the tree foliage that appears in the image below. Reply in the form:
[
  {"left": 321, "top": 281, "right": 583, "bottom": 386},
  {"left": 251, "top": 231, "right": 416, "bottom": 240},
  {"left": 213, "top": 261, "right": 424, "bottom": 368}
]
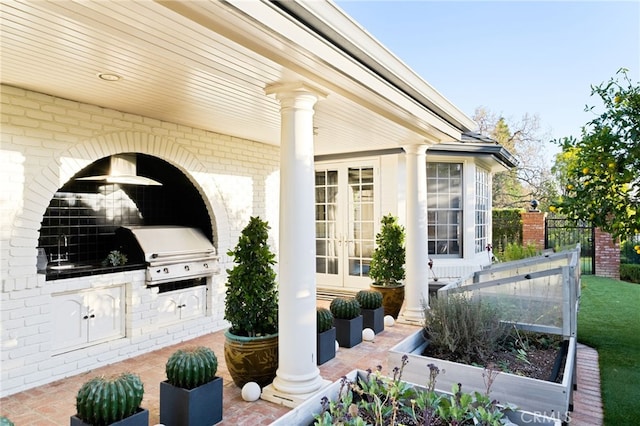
[
  {"left": 552, "top": 69, "right": 639, "bottom": 240},
  {"left": 473, "top": 107, "right": 558, "bottom": 209}
]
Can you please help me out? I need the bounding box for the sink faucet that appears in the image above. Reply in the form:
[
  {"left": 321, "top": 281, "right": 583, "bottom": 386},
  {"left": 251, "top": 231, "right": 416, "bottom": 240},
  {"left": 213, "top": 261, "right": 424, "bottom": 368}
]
[{"left": 52, "top": 234, "right": 69, "bottom": 264}]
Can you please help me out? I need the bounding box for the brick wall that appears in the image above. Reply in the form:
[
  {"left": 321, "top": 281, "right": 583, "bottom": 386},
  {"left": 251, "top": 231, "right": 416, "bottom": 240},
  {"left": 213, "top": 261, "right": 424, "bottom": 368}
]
[
  {"left": 0, "top": 85, "right": 280, "bottom": 397},
  {"left": 594, "top": 228, "right": 621, "bottom": 279},
  {"left": 521, "top": 211, "right": 546, "bottom": 251}
]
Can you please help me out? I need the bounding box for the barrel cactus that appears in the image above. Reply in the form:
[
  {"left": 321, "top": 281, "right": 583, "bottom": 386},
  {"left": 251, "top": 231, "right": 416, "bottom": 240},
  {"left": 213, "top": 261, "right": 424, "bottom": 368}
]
[
  {"left": 317, "top": 307, "right": 334, "bottom": 333},
  {"left": 76, "top": 372, "right": 144, "bottom": 426},
  {"left": 355, "top": 289, "right": 383, "bottom": 309},
  {"left": 329, "top": 297, "right": 361, "bottom": 320},
  {"left": 166, "top": 346, "right": 218, "bottom": 390},
  {"left": 0, "top": 417, "right": 14, "bottom": 426}
]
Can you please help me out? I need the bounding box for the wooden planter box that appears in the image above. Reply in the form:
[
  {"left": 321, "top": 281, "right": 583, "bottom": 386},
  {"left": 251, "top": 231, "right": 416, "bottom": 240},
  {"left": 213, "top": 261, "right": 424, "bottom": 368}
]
[
  {"left": 160, "top": 377, "right": 223, "bottom": 426},
  {"left": 361, "top": 307, "right": 384, "bottom": 334},
  {"left": 70, "top": 408, "right": 149, "bottom": 426},
  {"left": 333, "top": 315, "right": 363, "bottom": 348},
  {"left": 317, "top": 327, "right": 336, "bottom": 365},
  {"left": 388, "top": 329, "right": 576, "bottom": 416},
  {"left": 270, "top": 369, "right": 561, "bottom": 426}
]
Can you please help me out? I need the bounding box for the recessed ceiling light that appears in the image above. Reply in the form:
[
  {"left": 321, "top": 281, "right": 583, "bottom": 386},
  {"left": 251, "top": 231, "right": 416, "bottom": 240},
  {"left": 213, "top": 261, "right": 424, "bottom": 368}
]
[{"left": 97, "top": 73, "right": 121, "bottom": 81}]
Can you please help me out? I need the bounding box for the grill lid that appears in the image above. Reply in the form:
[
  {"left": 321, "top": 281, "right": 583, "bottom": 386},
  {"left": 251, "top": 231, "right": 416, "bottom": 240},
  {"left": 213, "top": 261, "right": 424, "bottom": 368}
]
[{"left": 117, "top": 225, "right": 216, "bottom": 263}]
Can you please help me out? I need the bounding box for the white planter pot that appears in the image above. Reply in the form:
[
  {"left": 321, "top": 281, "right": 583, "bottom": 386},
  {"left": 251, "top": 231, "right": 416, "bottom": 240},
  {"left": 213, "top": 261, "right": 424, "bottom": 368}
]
[
  {"left": 388, "top": 329, "right": 576, "bottom": 418},
  {"left": 272, "top": 369, "right": 562, "bottom": 426}
]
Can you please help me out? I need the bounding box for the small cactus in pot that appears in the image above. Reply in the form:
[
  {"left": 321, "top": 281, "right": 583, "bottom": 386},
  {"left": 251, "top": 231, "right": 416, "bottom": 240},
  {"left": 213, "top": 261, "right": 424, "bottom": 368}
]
[
  {"left": 329, "top": 297, "right": 361, "bottom": 320},
  {"left": 317, "top": 307, "right": 334, "bottom": 333},
  {"left": 75, "top": 372, "right": 144, "bottom": 426},
  {"left": 165, "top": 346, "right": 218, "bottom": 389},
  {"left": 355, "top": 289, "right": 383, "bottom": 309}
]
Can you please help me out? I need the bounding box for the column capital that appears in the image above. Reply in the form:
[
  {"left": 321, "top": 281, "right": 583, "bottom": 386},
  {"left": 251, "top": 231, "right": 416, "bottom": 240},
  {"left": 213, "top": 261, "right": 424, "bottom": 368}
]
[
  {"left": 402, "top": 143, "right": 430, "bottom": 155},
  {"left": 265, "top": 81, "right": 328, "bottom": 100}
]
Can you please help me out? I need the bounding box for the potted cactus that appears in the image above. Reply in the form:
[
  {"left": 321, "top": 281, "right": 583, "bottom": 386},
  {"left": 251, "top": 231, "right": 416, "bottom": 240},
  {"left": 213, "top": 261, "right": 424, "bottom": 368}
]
[
  {"left": 316, "top": 307, "right": 336, "bottom": 365},
  {"left": 160, "top": 346, "right": 222, "bottom": 426},
  {"left": 356, "top": 289, "right": 384, "bottom": 334},
  {"left": 224, "top": 216, "right": 279, "bottom": 388},
  {"left": 71, "top": 372, "right": 148, "bottom": 426},
  {"left": 329, "top": 297, "right": 363, "bottom": 348},
  {"left": 369, "top": 214, "right": 406, "bottom": 318}
]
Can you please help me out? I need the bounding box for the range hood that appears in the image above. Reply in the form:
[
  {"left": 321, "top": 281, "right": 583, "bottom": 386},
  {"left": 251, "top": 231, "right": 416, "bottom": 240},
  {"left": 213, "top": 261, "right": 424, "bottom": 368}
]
[{"left": 76, "top": 153, "right": 162, "bottom": 186}]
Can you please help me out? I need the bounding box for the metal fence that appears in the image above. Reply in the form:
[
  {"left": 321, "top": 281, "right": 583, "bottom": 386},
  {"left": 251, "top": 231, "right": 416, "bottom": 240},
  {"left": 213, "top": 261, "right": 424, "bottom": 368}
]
[{"left": 545, "top": 215, "right": 594, "bottom": 275}]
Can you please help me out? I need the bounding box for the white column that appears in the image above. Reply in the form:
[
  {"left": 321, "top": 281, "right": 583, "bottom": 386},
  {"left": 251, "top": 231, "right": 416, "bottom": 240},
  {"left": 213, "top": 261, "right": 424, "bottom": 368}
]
[
  {"left": 261, "top": 82, "right": 330, "bottom": 407},
  {"left": 398, "top": 144, "right": 429, "bottom": 324}
]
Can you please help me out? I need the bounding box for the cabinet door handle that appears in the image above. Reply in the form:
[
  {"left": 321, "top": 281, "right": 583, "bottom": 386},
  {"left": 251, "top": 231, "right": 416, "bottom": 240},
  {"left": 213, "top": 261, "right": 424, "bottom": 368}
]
[
  {"left": 83, "top": 315, "right": 89, "bottom": 320},
  {"left": 89, "top": 314, "right": 95, "bottom": 318}
]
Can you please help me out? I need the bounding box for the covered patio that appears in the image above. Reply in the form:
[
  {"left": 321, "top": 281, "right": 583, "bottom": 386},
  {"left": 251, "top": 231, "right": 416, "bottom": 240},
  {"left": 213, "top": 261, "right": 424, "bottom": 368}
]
[{"left": 0, "top": 316, "right": 602, "bottom": 425}]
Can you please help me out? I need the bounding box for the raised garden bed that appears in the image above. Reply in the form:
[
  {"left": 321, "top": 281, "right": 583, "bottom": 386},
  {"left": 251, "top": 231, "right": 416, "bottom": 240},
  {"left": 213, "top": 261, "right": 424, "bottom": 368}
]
[{"left": 388, "top": 329, "right": 576, "bottom": 417}]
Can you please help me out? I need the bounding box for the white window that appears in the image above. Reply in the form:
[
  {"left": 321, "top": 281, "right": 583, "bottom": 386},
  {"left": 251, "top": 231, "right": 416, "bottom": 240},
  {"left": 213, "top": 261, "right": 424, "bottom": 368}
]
[
  {"left": 427, "top": 163, "right": 462, "bottom": 256},
  {"left": 475, "top": 167, "right": 490, "bottom": 253}
]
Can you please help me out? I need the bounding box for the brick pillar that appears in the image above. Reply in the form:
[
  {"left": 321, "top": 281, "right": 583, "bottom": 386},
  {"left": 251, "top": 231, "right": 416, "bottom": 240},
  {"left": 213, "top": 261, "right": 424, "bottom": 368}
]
[
  {"left": 594, "top": 228, "right": 620, "bottom": 279},
  {"left": 521, "top": 211, "right": 546, "bottom": 251}
]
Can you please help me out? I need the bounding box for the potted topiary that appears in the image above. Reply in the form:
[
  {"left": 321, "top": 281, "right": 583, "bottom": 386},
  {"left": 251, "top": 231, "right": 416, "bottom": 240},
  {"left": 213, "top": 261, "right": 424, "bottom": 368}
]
[
  {"left": 160, "top": 346, "right": 222, "bottom": 426},
  {"left": 355, "top": 289, "right": 384, "bottom": 334},
  {"left": 224, "top": 216, "right": 279, "bottom": 388},
  {"left": 329, "top": 297, "right": 362, "bottom": 348},
  {"left": 71, "top": 372, "right": 148, "bottom": 426},
  {"left": 316, "top": 307, "right": 336, "bottom": 365},
  {"left": 369, "top": 214, "right": 406, "bottom": 318}
]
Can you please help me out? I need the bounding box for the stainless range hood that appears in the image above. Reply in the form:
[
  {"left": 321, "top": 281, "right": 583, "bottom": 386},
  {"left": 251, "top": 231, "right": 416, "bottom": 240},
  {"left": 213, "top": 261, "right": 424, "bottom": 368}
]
[{"left": 76, "top": 153, "right": 162, "bottom": 186}]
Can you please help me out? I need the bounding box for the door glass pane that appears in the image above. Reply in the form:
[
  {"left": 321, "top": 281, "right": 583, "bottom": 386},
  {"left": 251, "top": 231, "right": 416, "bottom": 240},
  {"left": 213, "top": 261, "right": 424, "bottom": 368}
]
[
  {"left": 316, "top": 170, "right": 339, "bottom": 276},
  {"left": 348, "top": 167, "right": 374, "bottom": 277}
]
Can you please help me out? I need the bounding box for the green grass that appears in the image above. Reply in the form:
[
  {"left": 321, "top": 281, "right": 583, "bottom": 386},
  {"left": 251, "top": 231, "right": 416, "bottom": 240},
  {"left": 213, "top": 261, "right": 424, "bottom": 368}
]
[{"left": 578, "top": 276, "right": 640, "bottom": 425}]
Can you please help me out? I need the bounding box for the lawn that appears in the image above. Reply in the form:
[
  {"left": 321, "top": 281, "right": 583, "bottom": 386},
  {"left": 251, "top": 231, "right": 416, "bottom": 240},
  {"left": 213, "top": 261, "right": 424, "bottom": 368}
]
[{"left": 578, "top": 275, "right": 640, "bottom": 425}]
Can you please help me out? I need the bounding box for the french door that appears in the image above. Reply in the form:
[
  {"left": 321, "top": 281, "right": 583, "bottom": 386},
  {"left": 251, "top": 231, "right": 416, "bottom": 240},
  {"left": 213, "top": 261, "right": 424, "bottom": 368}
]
[{"left": 315, "top": 161, "right": 378, "bottom": 289}]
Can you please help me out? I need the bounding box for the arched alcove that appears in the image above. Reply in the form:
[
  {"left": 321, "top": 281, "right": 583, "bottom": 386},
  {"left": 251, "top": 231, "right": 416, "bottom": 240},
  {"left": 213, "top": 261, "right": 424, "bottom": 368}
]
[{"left": 38, "top": 153, "right": 215, "bottom": 269}]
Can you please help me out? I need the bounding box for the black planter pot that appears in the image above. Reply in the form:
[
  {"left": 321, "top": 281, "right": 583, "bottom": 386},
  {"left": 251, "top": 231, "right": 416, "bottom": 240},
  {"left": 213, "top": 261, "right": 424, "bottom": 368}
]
[
  {"left": 361, "top": 307, "right": 384, "bottom": 334},
  {"left": 70, "top": 408, "right": 149, "bottom": 426},
  {"left": 160, "top": 377, "right": 223, "bottom": 426},
  {"left": 334, "top": 315, "right": 363, "bottom": 348},
  {"left": 317, "top": 327, "right": 336, "bottom": 365}
]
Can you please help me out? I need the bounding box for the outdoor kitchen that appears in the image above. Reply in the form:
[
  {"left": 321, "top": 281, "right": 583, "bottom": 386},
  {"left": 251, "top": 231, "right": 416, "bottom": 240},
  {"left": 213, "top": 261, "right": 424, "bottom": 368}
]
[{"left": 37, "top": 154, "right": 221, "bottom": 354}]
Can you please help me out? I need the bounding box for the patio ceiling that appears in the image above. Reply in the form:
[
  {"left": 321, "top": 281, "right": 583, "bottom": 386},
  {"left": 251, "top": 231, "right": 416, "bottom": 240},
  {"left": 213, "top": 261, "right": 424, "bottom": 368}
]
[{"left": 1, "top": 0, "right": 474, "bottom": 156}]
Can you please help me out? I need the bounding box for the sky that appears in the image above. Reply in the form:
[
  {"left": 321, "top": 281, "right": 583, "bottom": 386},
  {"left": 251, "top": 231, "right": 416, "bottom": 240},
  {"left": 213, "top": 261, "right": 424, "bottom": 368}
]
[{"left": 336, "top": 1, "right": 640, "bottom": 153}]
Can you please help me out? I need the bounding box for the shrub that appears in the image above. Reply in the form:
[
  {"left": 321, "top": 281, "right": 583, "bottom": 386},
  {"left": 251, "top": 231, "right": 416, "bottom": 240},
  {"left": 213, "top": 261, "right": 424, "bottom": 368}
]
[
  {"left": 501, "top": 242, "right": 540, "bottom": 262},
  {"left": 620, "top": 264, "right": 640, "bottom": 284},
  {"left": 620, "top": 238, "right": 640, "bottom": 264},
  {"left": 422, "top": 294, "right": 509, "bottom": 364}
]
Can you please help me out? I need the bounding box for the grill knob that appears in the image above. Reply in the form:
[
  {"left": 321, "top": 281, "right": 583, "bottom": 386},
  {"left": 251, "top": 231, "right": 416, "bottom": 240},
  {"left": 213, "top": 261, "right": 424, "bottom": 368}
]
[
  {"left": 203, "top": 263, "right": 208, "bottom": 268},
  {"left": 163, "top": 267, "right": 169, "bottom": 274},
  {"left": 184, "top": 265, "right": 190, "bottom": 271}
]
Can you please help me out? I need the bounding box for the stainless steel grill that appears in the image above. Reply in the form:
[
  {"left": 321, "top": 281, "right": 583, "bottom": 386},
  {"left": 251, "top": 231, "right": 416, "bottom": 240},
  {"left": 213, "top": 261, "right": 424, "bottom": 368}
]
[{"left": 116, "top": 226, "right": 219, "bottom": 285}]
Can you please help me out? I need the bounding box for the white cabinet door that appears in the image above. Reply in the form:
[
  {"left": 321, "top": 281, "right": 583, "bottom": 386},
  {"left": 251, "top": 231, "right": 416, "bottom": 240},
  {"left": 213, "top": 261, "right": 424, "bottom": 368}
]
[
  {"left": 157, "top": 286, "right": 206, "bottom": 324},
  {"left": 52, "top": 286, "right": 124, "bottom": 353},
  {"left": 52, "top": 293, "right": 87, "bottom": 351},
  {"left": 86, "top": 286, "right": 124, "bottom": 343}
]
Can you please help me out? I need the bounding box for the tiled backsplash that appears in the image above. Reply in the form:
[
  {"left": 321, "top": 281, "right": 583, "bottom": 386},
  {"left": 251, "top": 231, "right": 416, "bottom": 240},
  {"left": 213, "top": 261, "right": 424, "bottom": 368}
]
[{"left": 38, "top": 155, "right": 213, "bottom": 267}]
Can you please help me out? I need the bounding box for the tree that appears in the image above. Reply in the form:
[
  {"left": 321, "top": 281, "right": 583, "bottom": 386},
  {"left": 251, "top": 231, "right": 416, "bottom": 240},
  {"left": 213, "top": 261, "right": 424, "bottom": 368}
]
[
  {"left": 551, "top": 69, "right": 639, "bottom": 240},
  {"left": 473, "top": 107, "right": 558, "bottom": 209}
]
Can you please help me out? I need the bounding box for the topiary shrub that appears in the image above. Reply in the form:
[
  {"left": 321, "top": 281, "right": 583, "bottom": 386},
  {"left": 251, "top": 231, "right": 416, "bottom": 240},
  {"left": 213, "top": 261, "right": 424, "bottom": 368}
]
[
  {"left": 369, "top": 214, "right": 406, "bottom": 286},
  {"left": 166, "top": 346, "right": 218, "bottom": 390},
  {"left": 317, "top": 307, "right": 334, "bottom": 333},
  {"left": 330, "top": 297, "right": 361, "bottom": 320},
  {"left": 225, "top": 216, "right": 278, "bottom": 337},
  {"left": 75, "top": 372, "right": 144, "bottom": 426},
  {"left": 355, "top": 289, "right": 383, "bottom": 309}
]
